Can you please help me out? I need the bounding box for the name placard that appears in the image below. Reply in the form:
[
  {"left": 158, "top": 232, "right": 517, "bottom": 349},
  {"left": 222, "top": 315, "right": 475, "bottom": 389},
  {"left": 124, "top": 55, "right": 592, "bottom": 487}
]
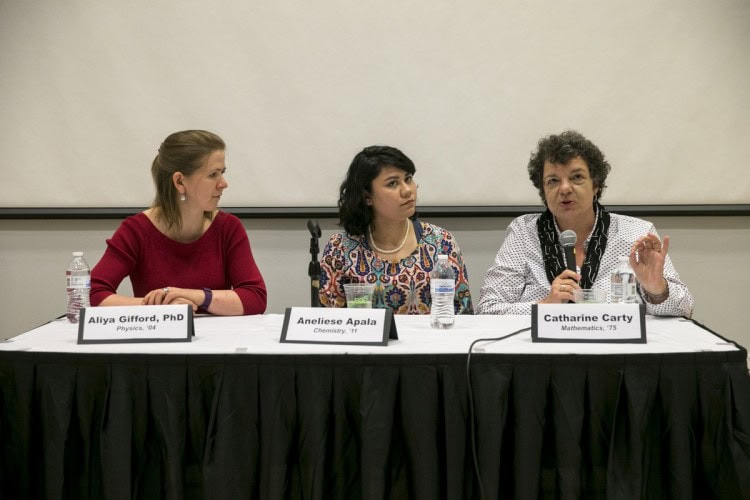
[
  {"left": 532, "top": 303, "right": 646, "bottom": 343},
  {"left": 77, "top": 305, "right": 193, "bottom": 344},
  {"left": 280, "top": 307, "right": 398, "bottom": 346}
]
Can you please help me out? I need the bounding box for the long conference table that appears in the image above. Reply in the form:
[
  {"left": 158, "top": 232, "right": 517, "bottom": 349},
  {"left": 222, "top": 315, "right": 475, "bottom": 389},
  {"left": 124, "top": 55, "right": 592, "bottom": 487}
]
[{"left": 1, "top": 314, "right": 749, "bottom": 500}]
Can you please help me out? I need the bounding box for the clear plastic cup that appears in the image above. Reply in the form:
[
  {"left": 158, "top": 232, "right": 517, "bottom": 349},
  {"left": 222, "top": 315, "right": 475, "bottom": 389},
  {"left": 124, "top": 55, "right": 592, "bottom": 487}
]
[
  {"left": 573, "top": 288, "right": 608, "bottom": 304},
  {"left": 343, "top": 283, "right": 375, "bottom": 308}
]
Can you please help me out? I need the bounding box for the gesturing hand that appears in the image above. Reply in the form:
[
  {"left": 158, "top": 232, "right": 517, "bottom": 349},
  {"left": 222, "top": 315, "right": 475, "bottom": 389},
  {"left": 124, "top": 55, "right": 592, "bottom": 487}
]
[{"left": 629, "top": 234, "right": 669, "bottom": 294}]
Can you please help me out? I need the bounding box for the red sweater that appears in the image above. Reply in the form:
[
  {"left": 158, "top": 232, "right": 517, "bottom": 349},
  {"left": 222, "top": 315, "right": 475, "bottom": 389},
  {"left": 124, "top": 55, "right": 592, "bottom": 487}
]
[{"left": 90, "top": 211, "right": 267, "bottom": 315}]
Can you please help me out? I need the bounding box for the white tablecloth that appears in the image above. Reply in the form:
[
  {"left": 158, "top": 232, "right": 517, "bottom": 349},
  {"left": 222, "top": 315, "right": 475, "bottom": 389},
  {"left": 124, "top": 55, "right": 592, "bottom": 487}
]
[{"left": 0, "top": 314, "right": 739, "bottom": 356}]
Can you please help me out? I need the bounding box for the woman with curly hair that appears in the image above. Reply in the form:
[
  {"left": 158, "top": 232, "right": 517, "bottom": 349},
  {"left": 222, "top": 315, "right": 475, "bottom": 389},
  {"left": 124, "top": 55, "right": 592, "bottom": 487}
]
[{"left": 477, "top": 130, "right": 693, "bottom": 316}]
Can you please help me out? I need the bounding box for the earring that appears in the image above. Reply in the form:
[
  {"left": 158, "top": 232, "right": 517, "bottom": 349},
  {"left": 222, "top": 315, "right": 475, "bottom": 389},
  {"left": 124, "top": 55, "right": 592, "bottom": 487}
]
[{"left": 180, "top": 193, "right": 186, "bottom": 202}]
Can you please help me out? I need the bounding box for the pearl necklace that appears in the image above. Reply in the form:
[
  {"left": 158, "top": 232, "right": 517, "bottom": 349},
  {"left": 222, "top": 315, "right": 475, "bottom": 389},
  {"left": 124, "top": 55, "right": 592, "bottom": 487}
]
[{"left": 368, "top": 219, "right": 410, "bottom": 254}]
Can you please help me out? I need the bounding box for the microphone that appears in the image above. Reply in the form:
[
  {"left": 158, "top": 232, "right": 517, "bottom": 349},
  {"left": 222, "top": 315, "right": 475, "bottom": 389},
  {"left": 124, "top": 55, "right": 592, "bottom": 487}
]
[
  {"left": 560, "top": 230, "right": 577, "bottom": 273},
  {"left": 307, "top": 219, "right": 321, "bottom": 238},
  {"left": 307, "top": 220, "right": 322, "bottom": 307}
]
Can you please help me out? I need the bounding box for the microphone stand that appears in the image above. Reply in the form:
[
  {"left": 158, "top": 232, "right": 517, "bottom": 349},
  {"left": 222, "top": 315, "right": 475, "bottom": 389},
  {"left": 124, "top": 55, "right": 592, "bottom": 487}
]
[{"left": 307, "top": 220, "right": 322, "bottom": 307}]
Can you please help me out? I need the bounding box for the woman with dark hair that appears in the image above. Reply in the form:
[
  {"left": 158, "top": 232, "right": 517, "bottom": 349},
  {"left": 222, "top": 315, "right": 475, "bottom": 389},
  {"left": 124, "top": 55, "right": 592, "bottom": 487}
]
[
  {"left": 90, "top": 130, "right": 267, "bottom": 315},
  {"left": 477, "top": 130, "right": 693, "bottom": 316},
  {"left": 319, "top": 145, "right": 473, "bottom": 314}
]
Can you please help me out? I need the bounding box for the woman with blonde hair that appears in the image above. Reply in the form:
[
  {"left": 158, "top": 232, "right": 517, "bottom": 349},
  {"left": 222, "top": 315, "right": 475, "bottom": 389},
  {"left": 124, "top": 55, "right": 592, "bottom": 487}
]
[{"left": 90, "top": 130, "right": 267, "bottom": 315}]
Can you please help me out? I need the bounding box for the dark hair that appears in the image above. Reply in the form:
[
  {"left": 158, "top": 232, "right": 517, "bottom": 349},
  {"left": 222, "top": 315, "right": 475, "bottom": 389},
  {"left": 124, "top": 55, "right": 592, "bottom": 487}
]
[
  {"left": 527, "top": 130, "right": 611, "bottom": 204},
  {"left": 151, "top": 130, "right": 225, "bottom": 229},
  {"left": 338, "top": 145, "right": 417, "bottom": 236}
]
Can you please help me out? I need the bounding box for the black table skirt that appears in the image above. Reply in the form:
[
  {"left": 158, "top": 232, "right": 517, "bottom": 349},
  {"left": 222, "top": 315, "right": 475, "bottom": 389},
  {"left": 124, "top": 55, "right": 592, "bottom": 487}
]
[{"left": 1, "top": 349, "right": 749, "bottom": 500}]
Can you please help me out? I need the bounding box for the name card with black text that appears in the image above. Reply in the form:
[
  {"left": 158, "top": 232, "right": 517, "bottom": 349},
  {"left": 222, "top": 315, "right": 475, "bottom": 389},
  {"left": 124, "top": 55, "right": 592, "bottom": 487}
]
[
  {"left": 78, "top": 305, "right": 194, "bottom": 344},
  {"left": 532, "top": 303, "right": 646, "bottom": 343},
  {"left": 281, "top": 307, "right": 398, "bottom": 346}
]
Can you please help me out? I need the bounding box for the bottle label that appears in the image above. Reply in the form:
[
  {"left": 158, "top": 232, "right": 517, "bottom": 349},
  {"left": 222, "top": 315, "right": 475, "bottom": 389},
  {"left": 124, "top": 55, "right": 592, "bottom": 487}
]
[
  {"left": 431, "top": 279, "right": 454, "bottom": 294},
  {"left": 67, "top": 276, "right": 91, "bottom": 288},
  {"left": 611, "top": 280, "right": 637, "bottom": 303}
]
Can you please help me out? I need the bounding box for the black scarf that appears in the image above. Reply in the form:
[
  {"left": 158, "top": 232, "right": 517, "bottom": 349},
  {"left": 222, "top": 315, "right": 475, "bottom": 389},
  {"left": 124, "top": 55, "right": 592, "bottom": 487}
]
[{"left": 537, "top": 202, "right": 610, "bottom": 289}]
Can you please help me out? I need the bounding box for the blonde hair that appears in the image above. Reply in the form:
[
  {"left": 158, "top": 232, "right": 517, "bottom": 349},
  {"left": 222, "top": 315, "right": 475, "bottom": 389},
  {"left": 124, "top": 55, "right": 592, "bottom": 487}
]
[{"left": 151, "top": 130, "right": 225, "bottom": 229}]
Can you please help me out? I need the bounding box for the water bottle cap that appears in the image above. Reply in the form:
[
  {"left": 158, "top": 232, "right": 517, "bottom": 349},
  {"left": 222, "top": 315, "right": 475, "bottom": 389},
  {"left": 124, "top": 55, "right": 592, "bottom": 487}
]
[
  {"left": 618, "top": 256, "right": 629, "bottom": 262},
  {"left": 437, "top": 254, "right": 448, "bottom": 260},
  {"left": 72, "top": 251, "right": 83, "bottom": 257}
]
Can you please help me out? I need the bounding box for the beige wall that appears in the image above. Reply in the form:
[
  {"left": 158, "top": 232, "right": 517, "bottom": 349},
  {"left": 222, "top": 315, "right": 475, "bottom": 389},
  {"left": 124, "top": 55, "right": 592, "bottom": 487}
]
[
  {"left": 1, "top": 216, "right": 748, "bottom": 352},
  {"left": 2, "top": 1, "right": 749, "bottom": 209}
]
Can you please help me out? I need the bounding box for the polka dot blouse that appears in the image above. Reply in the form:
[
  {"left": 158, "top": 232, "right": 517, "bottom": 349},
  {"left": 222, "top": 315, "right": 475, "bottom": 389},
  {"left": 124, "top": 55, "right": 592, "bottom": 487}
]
[{"left": 476, "top": 212, "right": 694, "bottom": 317}]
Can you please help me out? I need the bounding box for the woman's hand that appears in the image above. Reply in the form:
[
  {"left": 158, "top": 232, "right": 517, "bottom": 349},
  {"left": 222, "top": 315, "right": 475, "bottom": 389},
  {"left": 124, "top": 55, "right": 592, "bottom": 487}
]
[
  {"left": 629, "top": 234, "right": 670, "bottom": 295},
  {"left": 142, "top": 287, "right": 200, "bottom": 311},
  {"left": 539, "top": 269, "right": 580, "bottom": 304}
]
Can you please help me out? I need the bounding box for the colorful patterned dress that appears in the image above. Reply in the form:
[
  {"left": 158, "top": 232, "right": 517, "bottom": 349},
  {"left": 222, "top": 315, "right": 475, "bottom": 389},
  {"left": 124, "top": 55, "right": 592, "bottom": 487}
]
[{"left": 319, "top": 220, "right": 473, "bottom": 315}]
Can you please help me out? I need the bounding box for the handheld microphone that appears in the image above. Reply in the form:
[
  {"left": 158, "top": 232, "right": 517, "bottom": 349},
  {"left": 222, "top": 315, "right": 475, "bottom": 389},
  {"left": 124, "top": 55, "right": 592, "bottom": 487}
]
[{"left": 560, "top": 230, "right": 577, "bottom": 273}]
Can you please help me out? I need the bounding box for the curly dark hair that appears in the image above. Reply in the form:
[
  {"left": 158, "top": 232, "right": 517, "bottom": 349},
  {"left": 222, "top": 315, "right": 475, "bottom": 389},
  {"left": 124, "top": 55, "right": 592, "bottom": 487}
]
[
  {"left": 338, "top": 145, "right": 417, "bottom": 236},
  {"left": 527, "top": 130, "right": 611, "bottom": 204}
]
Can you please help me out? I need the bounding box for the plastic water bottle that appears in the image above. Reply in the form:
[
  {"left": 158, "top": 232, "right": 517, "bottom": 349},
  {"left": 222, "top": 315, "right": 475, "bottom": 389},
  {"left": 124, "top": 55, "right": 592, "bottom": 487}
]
[
  {"left": 66, "top": 251, "right": 91, "bottom": 323},
  {"left": 430, "top": 254, "right": 455, "bottom": 329},
  {"left": 610, "top": 256, "right": 637, "bottom": 303}
]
